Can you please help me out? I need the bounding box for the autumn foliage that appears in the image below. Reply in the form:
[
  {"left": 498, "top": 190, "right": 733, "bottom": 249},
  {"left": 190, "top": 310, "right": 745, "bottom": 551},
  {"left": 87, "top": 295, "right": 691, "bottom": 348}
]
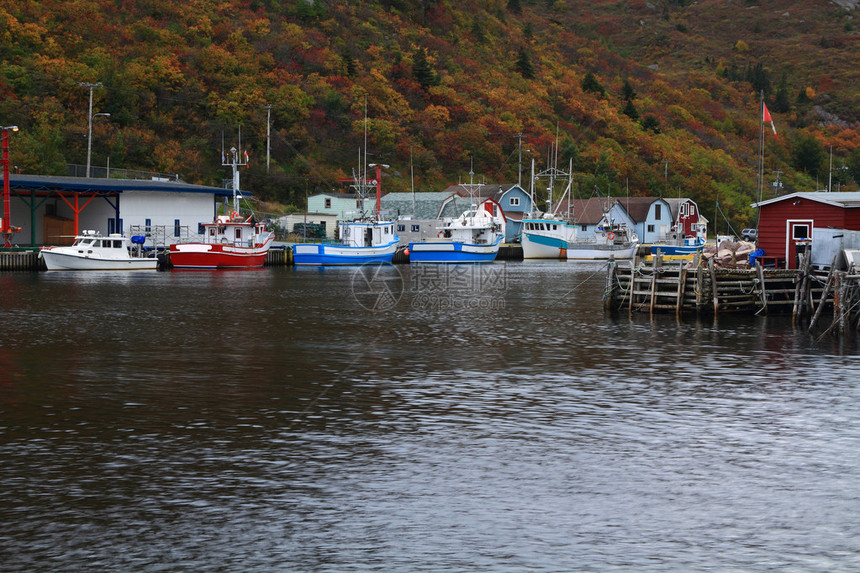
[{"left": 0, "top": 0, "right": 858, "bottom": 230}]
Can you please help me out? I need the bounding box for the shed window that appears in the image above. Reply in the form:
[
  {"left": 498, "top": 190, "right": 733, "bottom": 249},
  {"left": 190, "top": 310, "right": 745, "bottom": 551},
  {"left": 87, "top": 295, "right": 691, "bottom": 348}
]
[
  {"left": 325, "top": 198, "right": 332, "bottom": 209},
  {"left": 510, "top": 197, "right": 520, "bottom": 206},
  {"left": 411, "top": 225, "right": 420, "bottom": 232},
  {"left": 793, "top": 224, "right": 810, "bottom": 240}
]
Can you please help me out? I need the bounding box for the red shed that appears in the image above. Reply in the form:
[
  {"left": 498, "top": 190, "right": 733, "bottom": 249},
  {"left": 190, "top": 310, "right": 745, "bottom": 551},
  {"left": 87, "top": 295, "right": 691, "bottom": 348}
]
[{"left": 752, "top": 191, "right": 860, "bottom": 269}]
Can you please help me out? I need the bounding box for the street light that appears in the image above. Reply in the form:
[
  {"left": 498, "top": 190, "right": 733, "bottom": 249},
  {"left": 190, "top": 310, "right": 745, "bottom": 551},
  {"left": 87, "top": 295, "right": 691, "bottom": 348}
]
[
  {"left": 82, "top": 82, "right": 109, "bottom": 178},
  {"left": 2, "top": 125, "right": 19, "bottom": 247},
  {"left": 87, "top": 112, "right": 110, "bottom": 178}
]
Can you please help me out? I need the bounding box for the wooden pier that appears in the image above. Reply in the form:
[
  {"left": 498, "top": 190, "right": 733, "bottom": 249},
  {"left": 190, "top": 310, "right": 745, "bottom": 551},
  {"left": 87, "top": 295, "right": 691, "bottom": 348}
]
[
  {"left": 604, "top": 252, "right": 860, "bottom": 335},
  {"left": 0, "top": 249, "right": 43, "bottom": 271}
]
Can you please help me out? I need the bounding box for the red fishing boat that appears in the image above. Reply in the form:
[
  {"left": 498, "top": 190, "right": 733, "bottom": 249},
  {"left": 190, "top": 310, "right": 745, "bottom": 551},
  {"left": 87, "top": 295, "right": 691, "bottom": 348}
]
[
  {"left": 168, "top": 213, "right": 273, "bottom": 269},
  {"left": 168, "top": 146, "right": 273, "bottom": 269}
]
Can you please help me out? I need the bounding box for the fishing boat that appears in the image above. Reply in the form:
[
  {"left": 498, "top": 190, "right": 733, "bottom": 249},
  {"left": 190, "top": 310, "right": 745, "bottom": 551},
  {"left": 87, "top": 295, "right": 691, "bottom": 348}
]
[
  {"left": 649, "top": 236, "right": 706, "bottom": 256},
  {"left": 566, "top": 223, "right": 639, "bottom": 260},
  {"left": 292, "top": 132, "right": 400, "bottom": 265},
  {"left": 292, "top": 218, "right": 399, "bottom": 265},
  {"left": 521, "top": 155, "right": 577, "bottom": 259},
  {"left": 40, "top": 230, "right": 157, "bottom": 270},
  {"left": 407, "top": 170, "right": 505, "bottom": 264},
  {"left": 168, "top": 146, "right": 274, "bottom": 269}
]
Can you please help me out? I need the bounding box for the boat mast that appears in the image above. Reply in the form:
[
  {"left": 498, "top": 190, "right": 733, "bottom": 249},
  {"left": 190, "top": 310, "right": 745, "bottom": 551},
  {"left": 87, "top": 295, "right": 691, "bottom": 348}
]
[{"left": 223, "top": 145, "right": 246, "bottom": 217}]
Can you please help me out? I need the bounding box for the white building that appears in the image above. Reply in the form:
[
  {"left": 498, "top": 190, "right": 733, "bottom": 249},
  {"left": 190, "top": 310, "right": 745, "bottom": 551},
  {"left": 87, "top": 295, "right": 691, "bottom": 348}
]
[{"left": 3, "top": 174, "right": 235, "bottom": 246}]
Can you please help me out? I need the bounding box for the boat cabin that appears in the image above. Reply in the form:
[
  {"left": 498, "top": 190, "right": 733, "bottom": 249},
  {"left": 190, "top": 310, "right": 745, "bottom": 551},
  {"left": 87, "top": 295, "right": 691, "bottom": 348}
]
[
  {"left": 203, "top": 215, "right": 269, "bottom": 248},
  {"left": 338, "top": 220, "right": 396, "bottom": 248}
]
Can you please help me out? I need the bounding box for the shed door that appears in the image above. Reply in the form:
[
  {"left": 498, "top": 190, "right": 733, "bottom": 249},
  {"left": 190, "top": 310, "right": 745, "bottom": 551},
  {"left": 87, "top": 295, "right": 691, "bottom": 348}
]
[{"left": 785, "top": 219, "right": 813, "bottom": 269}]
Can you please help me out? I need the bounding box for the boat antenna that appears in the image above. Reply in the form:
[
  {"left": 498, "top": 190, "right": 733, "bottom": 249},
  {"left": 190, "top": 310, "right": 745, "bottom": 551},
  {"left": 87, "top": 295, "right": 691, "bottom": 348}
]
[{"left": 410, "top": 147, "right": 416, "bottom": 216}]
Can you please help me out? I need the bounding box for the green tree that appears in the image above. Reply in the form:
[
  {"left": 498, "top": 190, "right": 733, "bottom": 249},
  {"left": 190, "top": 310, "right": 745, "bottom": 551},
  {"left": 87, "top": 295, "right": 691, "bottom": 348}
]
[
  {"left": 791, "top": 132, "right": 826, "bottom": 176},
  {"left": 641, "top": 115, "right": 661, "bottom": 133},
  {"left": 515, "top": 46, "right": 535, "bottom": 79},
  {"left": 773, "top": 72, "right": 790, "bottom": 113},
  {"left": 412, "top": 47, "right": 438, "bottom": 90},
  {"left": 847, "top": 149, "right": 860, "bottom": 188},
  {"left": 621, "top": 78, "right": 636, "bottom": 101},
  {"left": 507, "top": 0, "right": 522, "bottom": 15},
  {"left": 622, "top": 99, "right": 639, "bottom": 120},
  {"left": 581, "top": 71, "right": 605, "bottom": 97}
]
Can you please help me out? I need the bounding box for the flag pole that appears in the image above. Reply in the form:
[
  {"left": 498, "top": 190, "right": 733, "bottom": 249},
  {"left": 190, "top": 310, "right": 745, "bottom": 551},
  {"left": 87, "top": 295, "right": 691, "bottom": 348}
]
[{"left": 755, "top": 90, "right": 764, "bottom": 231}]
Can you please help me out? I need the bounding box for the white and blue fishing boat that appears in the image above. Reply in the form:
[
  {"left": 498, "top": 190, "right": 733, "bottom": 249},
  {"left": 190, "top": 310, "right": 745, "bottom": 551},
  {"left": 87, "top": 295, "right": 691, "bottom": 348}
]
[
  {"left": 649, "top": 236, "right": 706, "bottom": 256},
  {"left": 292, "top": 218, "right": 399, "bottom": 265},
  {"left": 407, "top": 171, "right": 505, "bottom": 264},
  {"left": 520, "top": 156, "right": 578, "bottom": 259}
]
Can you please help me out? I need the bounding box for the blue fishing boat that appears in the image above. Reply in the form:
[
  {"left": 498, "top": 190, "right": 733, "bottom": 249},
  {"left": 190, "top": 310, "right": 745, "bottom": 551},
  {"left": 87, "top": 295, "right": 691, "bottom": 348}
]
[
  {"left": 292, "top": 219, "right": 399, "bottom": 265},
  {"left": 650, "top": 236, "right": 706, "bottom": 256}
]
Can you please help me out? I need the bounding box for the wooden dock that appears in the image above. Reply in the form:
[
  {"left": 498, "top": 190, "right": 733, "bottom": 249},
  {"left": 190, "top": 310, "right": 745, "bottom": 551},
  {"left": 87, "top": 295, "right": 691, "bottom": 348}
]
[{"left": 604, "top": 252, "right": 860, "bottom": 335}]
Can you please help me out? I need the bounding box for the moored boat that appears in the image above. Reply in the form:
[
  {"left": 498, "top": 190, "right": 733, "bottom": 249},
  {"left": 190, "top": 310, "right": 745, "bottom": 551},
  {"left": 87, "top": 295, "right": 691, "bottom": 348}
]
[
  {"left": 292, "top": 219, "right": 399, "bottom": 265},
  {"left": 566, "top": 224, "right": 639, "bottom": 260},
  {"left": 168, "top": 213, "right": 274, "bottom": 269},
  {"left": 40, "top": 231, "right": 158, "bottom": 270},
  {"left": 168, "top": 147, "right": 274, "bottom": 269},
  {"left": 649, "top": 236, "right": 706, "bottom": 256},
  {"left": 407, "top": 173, "right": 505, "bottom": 264}
]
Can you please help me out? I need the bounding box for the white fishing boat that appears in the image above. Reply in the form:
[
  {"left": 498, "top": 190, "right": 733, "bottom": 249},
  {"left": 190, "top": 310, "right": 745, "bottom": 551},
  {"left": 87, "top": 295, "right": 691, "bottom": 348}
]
[
  {"left": 407, "top": 169, "right": 505, "bottom": 264},
  {"left": 407, "top": 201, "right": 505, "bottom": 264},
  {"left": 521, "top": 155, "right": 578, "bottom": 259},
  {"left": 566, "top": 222, "right": 639, "bottom": 260},
  {"left": 40, "top": 230, "right": 157, "bottom": 270}
]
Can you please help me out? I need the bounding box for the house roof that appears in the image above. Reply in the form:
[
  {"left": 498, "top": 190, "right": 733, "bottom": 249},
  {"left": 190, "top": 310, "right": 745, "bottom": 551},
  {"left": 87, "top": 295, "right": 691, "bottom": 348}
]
[
  {"left": 752, "top": 191, "right": 860, "bottom": 209},
  {"left": 310, "top": 191, "right": 361, "bottom": 199},
  {"left": 3, "top": 174, "right": 235, "bottom": 195},
  {"left": 549, "top": 197, "right": 614, "bottom": 225},
  {"left": 381, "top": 191, "right": 458, "bottom": 219},
  {"left": 612, "top": 196, "right": 663, "bottom": 223}
]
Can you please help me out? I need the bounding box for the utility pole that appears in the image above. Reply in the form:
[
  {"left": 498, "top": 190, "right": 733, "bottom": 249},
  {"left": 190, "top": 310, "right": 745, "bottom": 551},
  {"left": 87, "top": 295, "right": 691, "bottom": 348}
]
[
  {"left": 81, "top": 82, "right": 104, "bottom": 178},
  {"left": 264, "top": 105, "right": 272, "bottom": 174},
  {"left": 515, "top": 133, "right": 525, "bottom": 186}
]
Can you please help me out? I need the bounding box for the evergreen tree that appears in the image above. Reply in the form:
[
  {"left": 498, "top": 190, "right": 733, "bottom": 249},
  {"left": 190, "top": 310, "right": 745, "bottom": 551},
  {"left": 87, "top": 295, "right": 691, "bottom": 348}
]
[
  {"left": 412, "top": 47, "right": 438, "bottom": 90},
  {"left": 773, "top": 73, "right": 790, "bottom": 113},
  {"left": 792, "top": 133, "right": 826, "bottom": 176},
  {"left": 622, "top": 99, "right": 639, "bottom": 121},
  {"left": 621, "top": 78, "right": 636, "bottom": 101},
  {"left": 507, "top": 0, "right": 522, "bottom": 15},
  {"left": 641, "top": 115, "right": 661, "bottom": 133},
  {"left": 581, "top": 71, "right": 605, "bottom": 97},
  {"left": 515, "top": 46, "right": 535, "bottom": 79}
]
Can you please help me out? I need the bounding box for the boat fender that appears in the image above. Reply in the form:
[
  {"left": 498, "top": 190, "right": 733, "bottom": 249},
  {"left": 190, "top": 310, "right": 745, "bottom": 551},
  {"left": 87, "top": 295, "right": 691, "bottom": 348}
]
[{"left": 607, "top": 232, "right": 615, "bottom": 240}]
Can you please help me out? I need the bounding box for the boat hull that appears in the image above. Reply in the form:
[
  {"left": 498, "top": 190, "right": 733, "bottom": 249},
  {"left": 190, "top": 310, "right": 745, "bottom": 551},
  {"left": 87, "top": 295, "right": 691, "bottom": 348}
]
[
  {"left": 292, "top": 240, "right": 399, "bottom": 266},
  {"left": 408, "top": 235, "right": 502, "bottom": 264},
  {"left": 566, "top": 243, "right": 638, "bottom": 260},
  {"left": 649, "top": 242, "right": 704, "bottom": 256},
  {"left": 40, "top": 249, "right": 157, "bottom": 271},
  {"left": 521, "top": 232, "right": 568, "bottom": 259},
  {"left": 169, "top": 239, "right": 272, "bottom": 269}
]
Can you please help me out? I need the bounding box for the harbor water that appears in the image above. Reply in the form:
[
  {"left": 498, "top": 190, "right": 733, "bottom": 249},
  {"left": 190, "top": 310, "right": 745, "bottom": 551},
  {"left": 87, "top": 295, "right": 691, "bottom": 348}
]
[{"left": 1, "top": 262, "right": 859, "bottom": 571}]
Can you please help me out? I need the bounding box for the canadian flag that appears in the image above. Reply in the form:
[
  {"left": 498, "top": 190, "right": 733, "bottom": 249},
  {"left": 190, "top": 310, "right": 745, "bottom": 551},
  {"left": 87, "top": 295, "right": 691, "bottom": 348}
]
[{"left": 763, "top": 103, "right": 778, "bottom": 140}]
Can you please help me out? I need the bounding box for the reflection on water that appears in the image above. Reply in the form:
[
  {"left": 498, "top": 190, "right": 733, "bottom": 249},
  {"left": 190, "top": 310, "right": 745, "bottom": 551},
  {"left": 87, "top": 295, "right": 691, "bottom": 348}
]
[{"left": 1, "top": 263, "right": 859, "bottom": 571}]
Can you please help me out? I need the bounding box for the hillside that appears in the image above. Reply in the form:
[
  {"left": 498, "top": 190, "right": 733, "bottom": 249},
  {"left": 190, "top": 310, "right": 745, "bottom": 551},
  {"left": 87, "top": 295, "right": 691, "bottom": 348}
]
[{"left": 1, "top": 0, "right": 858, "bottom": 231}]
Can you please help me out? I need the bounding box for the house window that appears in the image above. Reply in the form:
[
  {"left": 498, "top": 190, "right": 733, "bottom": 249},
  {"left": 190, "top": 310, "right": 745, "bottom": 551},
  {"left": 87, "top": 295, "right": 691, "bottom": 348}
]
[
  {"left": 174, "top": 219, "right": 181, "bottom": 237},
  {"left": 510, "top": 197, "right": 520, "bottom": 206},
  {"left": 654, "top": 204, "right": 661, "bottom": 219},
  {"left": 145, "top": 218, "right": 152, "bottom": 233},
  {"left": 793, "top": 224, "right": 810, "bottom": 240},
  {"left": 581, "top": 224, "right": 587, "bottom": 231},
  {"left": 680, "top": 203, "right": 687, "bottom": 215},
  {"left": 411, "top": 224, "right": 420, "bottom": 232},
  {"left": 397, "top": 224, "right": 406, "bottom": 232},
  {"left": 356, "top": 200, "right": 362, "bottom": 208},
  {"left": 108, "top": 218, "right": 115, "bottom": 234},
  {"left": 325, "top": 198, "right": 332, "bottom": 209},
  {"left": 647, "top": 224, "right": 655, "bottom": 233}
]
